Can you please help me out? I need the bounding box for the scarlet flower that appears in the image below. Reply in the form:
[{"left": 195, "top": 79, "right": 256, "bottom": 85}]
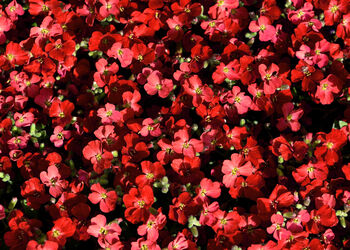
[
  {"left": 212, "top": 210, "right": 240, "bottom": 235},
  {"left": 123, "top": 185, "right": 154, "bottom": 224},
  {"left": 83, "top": 140, "right": 114, "bottom": 174},
  {"left": 45, "top": 39, "right": 76, "bottom": 62},
  {"left": 135, "top": 161, "right": 165, "bottom": 187},
  {"left": 293, "top": 161, "right": 328, "bottom": 185},
  {"left": 2, "top": 42, "right": 29, "bottom": 68},
  {"left": 169, "top": 192, "right": 198, "bottom": 225},
  {"left": 94, "top": 58, "right": 119, "bottom": 87},
  {"left": 314, "top": 129, "right": 347, "bottom": 165},
  {"left": 172, "top": 129, "right": 203, "bottom": 158},
  {"left": 258, "top": 63, "right": 282, "bottom": 95},
  {"left": 276, "top": 102, "right": 304, "bottom": 132},
  {"left": 225, "top": 86, "right": 252, "bottom": 115},
  {"left": 221, "top": 153, "right": 253, "bottom": 188},
  {"left": 49, "top": 100, "right": 75, "bottom": 126},
  {"left": 88, "top": 183, "right": 117, "bottom": 213},
  {"left": 47, "top": 217, "right": 76, "bottom": 246}
]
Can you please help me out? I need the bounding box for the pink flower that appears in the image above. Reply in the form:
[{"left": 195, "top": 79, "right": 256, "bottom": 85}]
[
  {"left": 266, "top": 213, "right": 284, "bottom": 240},
  {"left": 249, "top": 16, "right": 276, "bottom": 42},
  {"left": 315, "top": 74, "right": 342, "bottom": 105},
  {"left": 107, "top": 42, "right": 133, "bottom": 68},
  {"left": 139, "top": 118, "right": 162, "bottom": 137},
  {"left": 88, "top": 183, "right": 117, "bottom": 213},
  {"left": 226, "top": 86, "right": 252, "bottom": 115},
  {"left": 195, "top": 178, "right": 221, "bottom": 203},
  {"left": 50, "top": 126, "right": 71, "bottom": 147},
  {"left": 87, "top": 214, "right": 122, "bottom": 249},
  {"left": 14, "top": 112, "right": 34, "bottom": 127},
  {"left": 0, "top": 204, "right": 5, "bottom": 220},
  {"left": 313, "top": 39, "right": 330, "bottom": 68},
  {"left": 97, "top": 103, "right": 122, "bottom": 124},
  {"left": 276, "top": 102, "right": 304, "bottom": 132},
  {"left": 144, "top": 70, "right": 173, "bottom": 98},
  {"left": 137, "top": 211, "right": 166, "bottom": 242},
  {"left": 168, "top": 233, "right": 188, "bottom": 250},
  {"left": 221, "top": 153, "right": 253, "bottom": 188},
  {"left": 258, "top": 63, "right": 282, "bottom": 95},
  {"left": 296, "top": 45, "right": 314, "bottom": 65},
  {"left": 0, "top": 17, "right": 12, "bottom": 45},
  {"left": 40, "top": 165, "right": 67, "bottom": 198}
]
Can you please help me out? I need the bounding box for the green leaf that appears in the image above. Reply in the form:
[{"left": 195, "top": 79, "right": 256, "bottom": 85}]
[
  {"left": 188, "top": 215, "right": 201, "bottom": 228},
  {"left": 190, "top": 226, "right": 199, "bottom": 237}
]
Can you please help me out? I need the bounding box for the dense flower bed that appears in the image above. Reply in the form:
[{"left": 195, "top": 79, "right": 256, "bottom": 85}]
[{"left": 0, "top": 0, "right": 350, "bottom": 249}]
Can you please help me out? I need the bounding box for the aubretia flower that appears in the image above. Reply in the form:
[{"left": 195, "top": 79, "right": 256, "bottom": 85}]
[
  {"left": 97, "top": 103, "right": 122, "bottom": 124},
  {"left": 83, "top": 140, "right": 114, "bottom": 174},
  {"left": 50, "top": 126, "right": 71, "bottom": 147},
  {"left": 137, "top": 210, "right": 166, "bottom": 242},
  {"left": 172, "top": 129, "right": 203, "bottom": 158},
  {"left": 123, "top": 185, "right": 154, "bottom": 224},
  {"left": 221, "top": 153, "right": 253, "bottom": 188},
  {"left": 47, "top": 217, "right": 76, "bottom": 246},
  {"left": 248, "top": 16, "right": 276, "bottom": 42},
  {"left": 315, "top": 74, "right": 342, "bottom": 105},
  {"left": 139, "top": 118, "right": 162, "bottom": 137},
  {"left": 107, "top": 42, "right": 133, "bottom": 68},
  {"left": 144, "top": 70, "right": 173, "bottom": 98},
  {"left": 88, "top": 183, "right": 117, "bottom": 213},
  {"left": 276, "top": 102, "right": 304, "bottom": 132},
  {"left": 0, "top": 204, "right": 5, "bottom": 220},
  {"left": 87, "top": 214, "right": 122, "bottom": 249},
  {"left": 40, "top": 165, "right": 68, "bottom": 198},
  {"left": 168, "top": 233, "right": 188, "bottom": 250},
  {"left": 14, "top": 112, "right": 34, "bottom": 128}
]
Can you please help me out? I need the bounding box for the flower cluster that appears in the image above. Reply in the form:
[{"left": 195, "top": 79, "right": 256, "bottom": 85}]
[{"left": 0, "top": 0, "right": 350, "bottom": 249}]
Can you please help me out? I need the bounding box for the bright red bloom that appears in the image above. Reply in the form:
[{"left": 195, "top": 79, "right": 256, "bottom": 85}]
[
  {"left": 172, "top": 129, "right": 203, "bottom": 158},
  {"left": 47, "top": 217, "right": 76, "bottom": 246},
  {"left": 144, "top": 70, "right": 173, "bottom": 98},
  {"left": 83, "top": 140, "right": 114, "bottom": 174},
  {"left": 49, "top": 100, "right": 75, "bottom": 126},
  {"left": 107, "top": 42, "right": 133, "bottom": 68},
  {"left": 123, "top": 185, "right": 154, "bottom": 224}
]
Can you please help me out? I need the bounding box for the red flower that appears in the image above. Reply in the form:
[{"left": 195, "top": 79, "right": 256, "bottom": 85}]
[
  {"left": 47, "top": 217, "right": 76, "bottom": 246},
  {"left": 276, "top": 102, "right": 304, "bottom": 132},
  {"left": 212, "top": 210, "right": 240, "bottom": 235},
  {"left": 83, "top": 140, "right": 114, "bottom": 174},
  {"left": 249, "top": 16, "right": 276, "bottom": 42},
  {"left": 172, "top": 129, "right": 203, "bottom": 158},
  {"left": 144, "top": 70, "right": 173, "bottom": 98},
  {"left": 222, "top": 153, "right": 253, "bottom": 188},
  {"left": 49, "top": 100, "right": 75, "bottom": 126},
  {"left": 123, "top": 185, "right": 154, "bottom": 224},
  {"left": 88, "top": 183, "right": 117, "bottom": 213}
]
